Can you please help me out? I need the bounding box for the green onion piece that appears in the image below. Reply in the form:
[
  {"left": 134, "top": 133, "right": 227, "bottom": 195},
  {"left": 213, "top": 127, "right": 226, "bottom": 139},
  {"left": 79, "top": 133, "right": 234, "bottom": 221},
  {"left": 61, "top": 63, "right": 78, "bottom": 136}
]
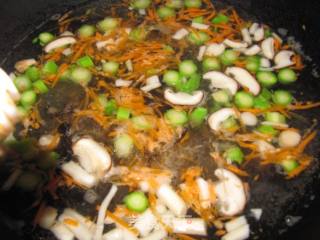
[
  {"left": 163, "top": 44, "right": 174, "bottom": 52},
  {"left": 281, "top": 159, "right": 299, "bottom": 173},
  {"left": 37, "top": 152, "right": 59, "bottom": 170},
  {"left": 234, "top": 91, "right": 254, "bottom": 109},
  {"left": 104, "top": 99, "right": 117, "bottom": 116},
  {"left": 254, "top": 95, "right": 271, "bottom": 110},
  {"left": 256, "top": 71, "right": 278, "bottom": 88},
  {"left": 265, "top": 112, "right": 286, "bottom": 123},
  {"left": 59, "top": 69, "right": 71, "bottom": 81},
  {"left": 192, "top": 16, "right": 204, "bottom": 24},
  {"left": 76, "top": 55, "right": 94, "bottom": 68},
  {"left": 157, "top": 6, "right": 176, "bottom": 19},
  {"left": 256, "top": 125, "right": 278, "bottom": 136},
  {"left": 124, "top": 191, "right": 149, "bottom": 213},
  {"left": 117, "top": 107, "right": 131, "bottom": 120},
  {"left": 211, "top": 13, "right": 229, "bottom": 24},
  {"left": 278, "top": 68, "right": 297, "bottom": 84},
  {"left": 202, "top": 57, "right": 221, "bottom": 71},
  {"left": 187, "top": 31, "right": 210, "bottom": 45},
  {"left": 163, "top": 70, "right": 181, "bottom": 87},
  {"left": 179, "top": 60, "right": 198, "bottom": 77},
  {"left": 166, "top": 0, "right": 184, "bottom": 9},
  {"left": 131, "top": 0, "right": 151, "bottom": 9},
  {"left": 25, "top": 66, "right": 40, "bottom": 81},
  {"left": 221, "top": 116, "right": 238, "bottom": 130},
  {"left": 14, "top": 75, "right": 32, "bottom": 92},
  {"left": 260, "top": 88, "right": 272, "bottom": 100},
  {"left": 78, "top": 24, "right": 96, "bottom": 38},
  {"left": 129, "top": 27, "right": 148, "bottom": 42},
  {"left": 177, "top": 73, "right": 201, "bottom": 93},
  {"left": 245, "top": 56, "right": 261, "bottom": 73},
  {"left": 15, "top": 172, "right": 42, "bottom": 192},
  {"left": 164, "top": 109, "right": 188, "bottom": 127},
  {"left": 132, "top": 116, "right": 152, "bottom": 130},
  {"left": 264, "top": 28, "right": 272, "bottom": 38},
  {"left": 184, "top": 0, "right": 202, "bottom": 8},
  {"left": 224, "top": 146, "right": 244, "bottom": 164},
  {"left": 212, "top": 90, "right": 231, "bottom": 105},
  {"left": 102, "top": 61, "right": 120, "bottom": 75},
  {"left": 33, "top": 80, "right": 49, "bottom": 94},
  {"left": 97, "top": 17, "right": 118, "bottom": 33},
  {"left": 38, "top": 32, "right": 55, "bottom": 46},
  {"left": 42, "top": 61, "right": 58, "bottom": 75},
  {"left": 21, "top": 90, "right": 37, "bottom": 108},
  {"left": 209, "top": 102, "right": 223, "bottom": 113},
  {"left": 70, "top": 67, "right": 92, "bottom": 86},
  {"left": 114, "top": 134, "right": 134, "bottom": 158},
  {"left": 189, "top": 107, "right": 208, "bottom": 127},
  {"left": 272, "top": 90, "right": 293, "bottom": 106},
  {"left": 220, "top": 50, "right": 238, "bottom": 65}
]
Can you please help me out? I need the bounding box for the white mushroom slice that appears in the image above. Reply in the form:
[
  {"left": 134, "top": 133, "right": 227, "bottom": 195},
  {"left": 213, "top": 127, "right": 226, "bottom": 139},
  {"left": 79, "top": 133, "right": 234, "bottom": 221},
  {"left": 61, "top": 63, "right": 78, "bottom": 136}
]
[
  {"left": 260, "top": 57, "right": 271, "bottom": 68},
  {"left": 72, "top": 138, "right": 112, "bottom": 176},
  {"left": 0, "top": 111, "right": 14, "bottom": 139},
  {"left": 240, "top": 112, "right": 258, "bottom": 126},
  {"left": 241, "top": 28, "right": 252, "bottom": 45},
  {"left": 125, "top": 60, "right": 133, "bottom": 72},
  {"left": 164, "top": 89, "right": 204, "bottom": 106},
  {"left": 243, "top": 45, "right": 261, "bottom": 56},
  {"left": 39, "top": 206, "right": 58, "bottom": 230},
  {"left": 196, "top": 177, "right": 211, "bottom": 209},
  {"left": 61, "top": 161, "right": 97, "bottom": 188},
  {"left": 138, "top": 9, "right": 146, "bottom": 15},
  {"left": 214, "top": 168, "right": 246, "bottom": 216},
  {"left": 278, "top": 130, "right": 301, "bottom": 148},
  {"left": 172, "top": 218, "right": 207, "bottom": 236},
  {"left": 0, "top": 91, "right": 20, "bottom": 122},
  {"left": 157, "top": 184, "right": 187, "bottom": 217},
  {"left": 203, "top": 71, "right": 238, "bottom": 95},
  {"left": 249, "top": 23, "right": 259, "bottom": 34},
  {"left": 254, "top": 140, "right": 275, "bottom": 153},
  {"left": 96, "top": 39, "right": 115, "bottom": 50},
  {"left": 44, "top": 37, "right": 76, "bottom": 53},
  {"left": 0, "top": 68, "right": 20, "bottom": 101},
  {"left": 60, "top": 31, "right": 74, "bottom": 37},
  {"left": 103, "top": 228, "right": 123, "bottom": 240},
  {"left": 225, "top": 216, "right": 247, "bottom": 232},
  {"left": 261, "top": 37, "right": 275, "bottom": 59},
  {"left": 223, "top": 39, "right": 248, "bottom": 49},
  {"left": 191, "top": 22, "right": 210, "bottom": 30},
  {"left": 205, "top": 43, "right": 225, "bottom": 57},
  {"left": 221, "top": 224, "right": 250, "bottom": 240},
  {"left": 197, "top": 45, "right": 207, "bottom": 61},
  {"left": 274, "top": 50, "right": 295, "bottom": 69},
  {"left": 225, "top": 67, "right": 260, "bottom": 95},
  {"left": 141, "top": 75, "right": 161, "bottom": 92},
  {"left": 133, "top": 209, "right": 157, "bottom": 237},
  {"left": 50, "top": 222, "right": 75, "bottom": 240},
  {"left": 14, "top": 59, "right": 37, "bottom": 73},
  {"left": 62, "top": 48, "right": 73, "bottom": 56},
  {"left": 208, "top": 108, "right": 236, "bottom": 132},
  {"left": 115, "top": 79, "right": 132, "bottom": 87},
  {"left": 173, "top": 28, "right": 189, "bottom": 40},
  {"left": 250, "top": 208, "right": 263, "bottom": 221},
  {"left": 253, "top": 27, "right": 264, "bottom": 42}
]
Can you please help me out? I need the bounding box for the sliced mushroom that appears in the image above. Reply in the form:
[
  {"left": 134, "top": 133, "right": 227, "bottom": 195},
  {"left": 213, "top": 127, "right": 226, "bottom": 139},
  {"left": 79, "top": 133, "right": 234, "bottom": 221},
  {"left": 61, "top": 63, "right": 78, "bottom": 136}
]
[
  {"left": 72, "top": 138, "right": 112, "bottom": 177},
  {"left": 164, "top": 89, "right": 204, "bottom": 106},
  {"left": 60, "top": 31, "right": 74, "bottom": 37},
  {"left": 203, "top": 71, "right": 238, "bottom": 95},
  {"left": 261, "top": 37, "right": 275, "bottom": 59},
  {"left": 260, "top": 57, "right": 271, "bottom": 68},
  {"left": 254, "top": 140, "right": 275, "bottom": 153},
  {"left": 191, "top": 22, "right": 210, "bottom": 30},
  {"left": 223, "top": 39, "right": 248, "bottom": 49},
  {"left": 240, "top": 112, "right": 258, "bottom": 126},
  {"left": 96, "top": 39, "right": 115, "bottom": 50},
  {"left": 141, "top": 75, "right": 161, "bottom": 92},
  {"left": 241, "top": 28, "right": 252, "bottom": 45},
  {"left": 225, "top": 67, "right": 260, "bottom": 95},
  {"left": 197, "top": 45, "right": 207, "bottom": 61},
  {"left": 278, "top": 130, "right": 301, "bottom": 148},
  {"left": 249, "top": 23, "right": 259, "bottom": 35},
  {"left": 0, "top": 110, "right": 14, "bottom": 140},
  {"left": 196, "top": 177, "right": 211, "bottom": 209},
  {"left": 0, "top": 91, "right": 20, "bottom": 123},
  {"left": 253, "top": 27, "right": 264, "bottom": 42},
  {"left": 274, "top": 50, "right": 295, "bottom": 69},
  {"left": 115, "top": 79, "right": 132, "bottom": 87},
  {"left": 44, "top": 37, "right": 76, "bottom": 53},
  {"left": 172, "top": 28, "right": 189, "bottom": 40},
  {"left": 14, "top": 59, "right": 37, "bottom": 73},
  {"left": 214, "top": 168, "right": 246, "bottom": 216},
  {"left": 0, "top": 68, "right": 20, "bottom": 101},
  {"left": 243, "top": 45, "right": 261, "bottom": 56},
  {"left": 205, "top": 43, "right": 226, "bottom": 57},
  {"left": 208, "top": 108, "right": 237, "bottom": 131}
]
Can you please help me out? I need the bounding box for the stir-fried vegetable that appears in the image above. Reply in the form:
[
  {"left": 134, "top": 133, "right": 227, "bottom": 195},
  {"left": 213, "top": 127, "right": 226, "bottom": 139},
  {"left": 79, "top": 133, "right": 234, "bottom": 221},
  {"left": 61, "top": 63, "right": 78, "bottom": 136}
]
[
  {"left": 220, "top": 50, "right": 238, "bottom": 65},
  {"left": 224, "top": 146, "right": 244, "bottom": 164},
  {"left": 114, "top": 134, "right": 134, "bottom": 158},
  {"left": 131, "top": 0, "right": 151, "bottom": 9},
  {"left": 179, "top": 60, "right": 198, "bottom": 77},
  {"left": 272, "top": 90, "right": 293, "bottom": 106},
  {"left": 202, "top": 57, "right": 221, "bottom": 71},
  {"left": 189, "top": 107, "right": 208, "bottom": 127},
  {"left": 124, "top": 191, "right": 149, "bottom": 213},
  {"left": 157, "top": 6, "right": 176, "bottom": 19},
  {"left": 38, "top": 32, "right": 55, "bottom": 46},
  {"left": 102, "top": 61, "right": 119, "bottom": 75},
  {"left": 235, "top": 91, "right": 254, "bottom": 108},
  {"left": 278, "top": 68, "right": 297, "bottom": 84},
  {"left": 78, "top": 24, "right": 96, "bottom": 37},
  {"left": 256, "top": 71, "right": 278, "bottom": 87},
  {"left": 165, "top": 109, "right": 188, "bottom": 126},
  {"left": 212, "top": 13, "right": 229, "bottom": 24},
  {"left": 70, "top": 67, "right": 92, "bottom": 86},
  {"left": 97, "top": 17, "right": 118, "bottom": 33},
  {"left": 76, "top": 56, "right": 94, "bottom": 68}
]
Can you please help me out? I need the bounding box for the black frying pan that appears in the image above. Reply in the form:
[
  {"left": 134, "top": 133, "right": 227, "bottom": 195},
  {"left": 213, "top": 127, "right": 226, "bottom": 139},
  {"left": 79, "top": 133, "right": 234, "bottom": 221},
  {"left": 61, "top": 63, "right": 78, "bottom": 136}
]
[{"left": 0, "top": 0, "right": 320, "bottom": 239}]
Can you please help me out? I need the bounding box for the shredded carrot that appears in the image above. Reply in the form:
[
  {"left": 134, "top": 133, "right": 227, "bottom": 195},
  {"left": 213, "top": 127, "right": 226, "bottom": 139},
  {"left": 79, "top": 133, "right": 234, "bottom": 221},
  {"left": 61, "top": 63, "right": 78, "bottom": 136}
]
[
  {"left": 226, "top": 165, "right": 249, "bottom": 177},
  {"left": 106, "top": 211, "right": 139, "bottom": 236}
]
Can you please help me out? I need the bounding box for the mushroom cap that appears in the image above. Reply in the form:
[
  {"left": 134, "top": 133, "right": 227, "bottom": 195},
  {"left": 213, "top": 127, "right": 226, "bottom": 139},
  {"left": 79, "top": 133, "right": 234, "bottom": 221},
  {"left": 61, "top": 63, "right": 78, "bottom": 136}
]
[
  {"left": 164, "top": 89, "right": 204, "bottom": 106},
  {"left": 203, "top": 71, "right": 238, "bottom": 95},
  {"left": 44, "top": 37, "right": 76, "bottom": 53},
  {"left": 208, "top": 108, "right": 237, "bottom": 131}
]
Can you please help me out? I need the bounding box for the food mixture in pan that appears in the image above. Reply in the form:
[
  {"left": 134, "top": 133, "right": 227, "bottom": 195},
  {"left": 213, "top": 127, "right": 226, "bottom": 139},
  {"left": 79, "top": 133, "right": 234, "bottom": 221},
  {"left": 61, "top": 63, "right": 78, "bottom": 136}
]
[{"left": 1, "top": 0, "right": 320, "bottom": 239}]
